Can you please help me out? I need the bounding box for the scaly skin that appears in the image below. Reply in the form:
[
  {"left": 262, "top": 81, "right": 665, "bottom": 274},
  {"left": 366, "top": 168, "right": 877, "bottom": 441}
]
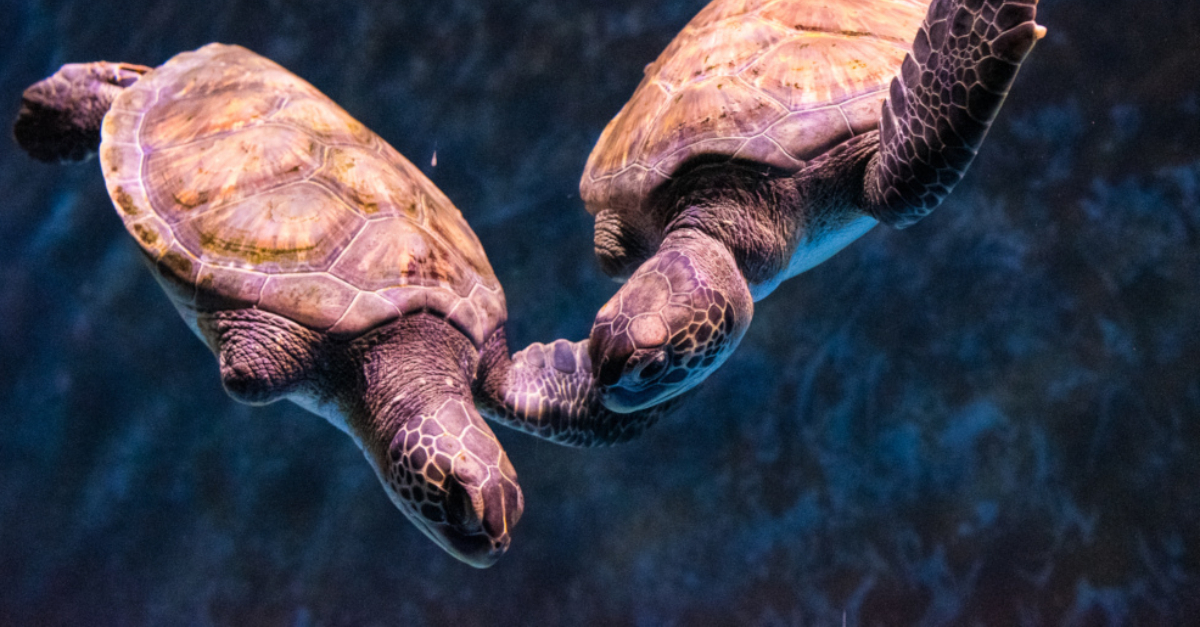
[{"left": 867, "top": 0, "right": 1046, "bottom": 225}]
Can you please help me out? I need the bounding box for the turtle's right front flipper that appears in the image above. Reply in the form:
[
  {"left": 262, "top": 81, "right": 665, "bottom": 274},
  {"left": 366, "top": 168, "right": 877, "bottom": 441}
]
[
  {"left": 476, "top": 331, "right": 680, "bottom": 447},
  {"left": 866, "top": 0, "right": 1045, "bottom": 227},
  {"left": 13, "top": 62, "right": 150, "bottom": 163}
]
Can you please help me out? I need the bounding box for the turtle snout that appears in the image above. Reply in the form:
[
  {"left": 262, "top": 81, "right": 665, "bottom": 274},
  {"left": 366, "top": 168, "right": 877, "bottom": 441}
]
[
  {"left": 440, "top": 468, "right": 521, "bottom": 568},
  {"left": 387, "top": 400, "right": 523, "bottom": 568}
]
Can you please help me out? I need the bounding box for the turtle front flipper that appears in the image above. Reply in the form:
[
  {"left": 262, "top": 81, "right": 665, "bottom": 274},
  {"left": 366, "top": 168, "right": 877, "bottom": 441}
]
[
  {"left": 865, "top": 0, "right": 1045, "bottom": 227},
  {"left": 476, "top": 331, "right": 680, "bottom": 446},
  {"left": 13, "top": 62, "right": 150, "bottom": 163}
]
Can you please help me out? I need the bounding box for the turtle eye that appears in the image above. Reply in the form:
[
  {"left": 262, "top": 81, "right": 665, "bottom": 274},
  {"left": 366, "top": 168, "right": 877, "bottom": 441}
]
[{"left": 635, "top": 351, "right": 669, "bottom": 381}]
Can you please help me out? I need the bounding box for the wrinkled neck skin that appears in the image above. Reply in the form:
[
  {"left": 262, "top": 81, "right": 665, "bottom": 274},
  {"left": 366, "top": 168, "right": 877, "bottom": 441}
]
[
  {"left": 199, "top": 309, "right": 521, "bottom": 568},
  {"left": 663, "top": 133, "right": 882, "bottom": 301}
]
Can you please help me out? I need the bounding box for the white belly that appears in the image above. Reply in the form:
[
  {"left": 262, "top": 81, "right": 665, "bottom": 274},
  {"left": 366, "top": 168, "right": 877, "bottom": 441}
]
[{"left": 748, "top": 214, "right": 877, "bottom": 301}]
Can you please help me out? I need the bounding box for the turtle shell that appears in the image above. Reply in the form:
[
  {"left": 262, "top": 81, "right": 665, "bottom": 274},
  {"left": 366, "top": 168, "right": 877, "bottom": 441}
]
[
  {"left": 98, "top": 44, "right": 505, "bottom": 347},
  {"left": 581, "top": 0, "right": 927, "bottom": 219}
]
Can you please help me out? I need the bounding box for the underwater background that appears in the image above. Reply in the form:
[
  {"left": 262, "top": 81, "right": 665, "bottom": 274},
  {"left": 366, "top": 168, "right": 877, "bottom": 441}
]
[{"left": 1, "top": 0, "right": 1197, "bottom": 624}]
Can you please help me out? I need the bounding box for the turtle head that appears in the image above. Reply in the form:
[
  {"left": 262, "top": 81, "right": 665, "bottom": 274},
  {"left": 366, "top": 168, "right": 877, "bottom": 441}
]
[
  {"left": 385, "top": 399, "right": 523, "bottom": 568},
  {"left": 590, "top": 231, "right": 753, "bottom": 412}
]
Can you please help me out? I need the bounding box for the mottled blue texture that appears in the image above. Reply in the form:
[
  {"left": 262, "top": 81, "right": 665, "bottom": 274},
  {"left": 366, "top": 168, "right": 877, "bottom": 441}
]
[{"left": 2, "top": 0, "right": 1198, "bottom": 625}]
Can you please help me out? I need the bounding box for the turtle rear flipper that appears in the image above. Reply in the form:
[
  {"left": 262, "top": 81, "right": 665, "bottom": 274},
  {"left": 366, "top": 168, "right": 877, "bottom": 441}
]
[
  {"left": 867, "top": 0, "right": 1045, "bottom": 227},
  {"left": 201, "top": 310, "right": 322, "bottom": 405},
  {"left": 13, "top": 62, "right": 149, "bottom": 163}
]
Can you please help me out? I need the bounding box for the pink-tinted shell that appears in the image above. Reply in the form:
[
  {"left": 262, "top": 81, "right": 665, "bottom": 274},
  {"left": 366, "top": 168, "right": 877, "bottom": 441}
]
[
  {"left": 581, "top": 0, "right": 928, "bottom": 217},
  {"left": 99, "top": 44, "right": 504, "bottom": 346}
]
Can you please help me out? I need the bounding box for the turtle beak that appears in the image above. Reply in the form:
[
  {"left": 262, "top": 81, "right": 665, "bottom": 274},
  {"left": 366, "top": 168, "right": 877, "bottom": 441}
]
[{"left": 439, "top": 475, "right": 516, "bottom": 568}]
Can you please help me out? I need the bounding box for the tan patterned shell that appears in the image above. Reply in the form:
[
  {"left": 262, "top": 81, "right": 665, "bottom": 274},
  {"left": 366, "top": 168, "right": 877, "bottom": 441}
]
[
  {"left": 581, "top": 0, "right": 929, "bottom": 217},
  {"left": 98, "top": 44, "right": 505, "bottom": 347}
]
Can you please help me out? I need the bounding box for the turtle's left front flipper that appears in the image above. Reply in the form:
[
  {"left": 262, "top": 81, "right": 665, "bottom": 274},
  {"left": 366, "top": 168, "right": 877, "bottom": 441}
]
[
  {"left": 475, "top": 331, "right": 679, "bottom": 447},
  {"left": 866, "top": 0, "right": 1045, "bottom": 227}
]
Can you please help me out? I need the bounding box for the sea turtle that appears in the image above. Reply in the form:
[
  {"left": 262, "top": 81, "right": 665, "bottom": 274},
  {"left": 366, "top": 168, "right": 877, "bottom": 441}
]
[
  {"left": 14, "top": 43, "right": 666, "bottom": 567},
  {"left": 581, "top": 0, "right": 1045, "bottom": 411}
]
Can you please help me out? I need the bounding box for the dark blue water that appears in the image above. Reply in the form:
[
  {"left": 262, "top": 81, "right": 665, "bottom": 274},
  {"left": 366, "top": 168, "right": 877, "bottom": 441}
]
[{"left": 2, "top": 0, "right": 1197, "bottom": 624}]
